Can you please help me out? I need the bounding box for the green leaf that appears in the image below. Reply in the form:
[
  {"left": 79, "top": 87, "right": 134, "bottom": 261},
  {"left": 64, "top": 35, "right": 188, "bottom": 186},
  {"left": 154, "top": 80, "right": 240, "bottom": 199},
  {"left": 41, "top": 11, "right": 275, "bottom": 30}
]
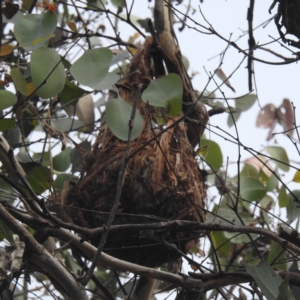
[
  {"left": 210, "top": 230, "right": 231, "bottom": 257},
  {"left": 94, "top": 72, "right": 119, "bottom": 90},
  {"left": 53, "top": 147, "right": 72, "bottom": 172},
  {"left": 0, "top": 219, "right": 15, "bottom": 244},
  {"left": 106, "top": 98, "right": 143, "bottom": 141},
  {"left": 235, "top": 94, "right": 256, "bottom": 111},
  {"left": 206, "top": 207, "right": 239, "bottom": 224},
  {"left": 52, "top": 118, "right": 85, "bottom": 132},
  {"left": 0, "top": 119, "right": 15, "bottom": 131},
  {"left": 70, "top": 140, "right": 91, "bottom": 173},
  {"left": 199, "top": 139, "right": 223, "bottom": 170},
  {"left": 208, "top": 207, "right": 257, "bottom": 243},
  {"left": 32, "top": 151, "right": 50, "bottom": 166},
  {"left": 279, "top": 185, "right": 289, "bottom": 208},
  {"left": 0, "top": 174, "right": 14, "bottom": 193},
  {"left": 24, "top": 162, "right": 51, "bottom": 195},
  {"left": 267, "top": 241, "right": 287, "bottom": 271},
  {"left": 87, "top": 0, "right": 105, "bottom": 9},
  {"left": 223, "top": 231, "right": 255, "bottom": 244},
  {"left": 266, "top": 146, "right": 289, "bottom": 172},
  {"left": 277, "top": 275, "right": 293, "bottom": 300},
  {"left": 0, "top": 90, "right": 17, "bottom": 110},
  {"left": 241, "top": 163, "right": 259, "bottom": 179},
  {"left": 30, "top": 47, "right": 66, "bottom": 98},
  {"left": 240, "top": 177, "right": 266, "bottom": 201},
  {"left": 55, "top": 173, "right": 74, "bottom": 191},
  {"left": 286, "top": 190, "right": 300, "bottom": 223},
  {"left": 111, "top": 0, "right": 125, "bottom": 8},
  {"left": 267, "top": 173, "right": 278, "bottom": 192},
  {"left": 70, "top": 48, "right": 113, "bottom": 89},
  {"left": 14, "top": 12, "right": 57, "bottom": 50},
  {"left": 58, "top": 80, "right": 87, "bottom": 105},
  {"left": 141, "top": 74, "right": 183, "bottom": 117},
  {"left": 182, "top": 55, "right": 190, "bottom": 71},
  {"left": 136, "top": 18, "right": 150, "bottom": 33},
  {"left": 10, "top": 68, "right": 28, "bottom": 95},
  {"left": 245, "top": 260, "right": 283, "bottom": 300},
  {"left": 227, "top": 111, "right": 241, "bottom": 127}
]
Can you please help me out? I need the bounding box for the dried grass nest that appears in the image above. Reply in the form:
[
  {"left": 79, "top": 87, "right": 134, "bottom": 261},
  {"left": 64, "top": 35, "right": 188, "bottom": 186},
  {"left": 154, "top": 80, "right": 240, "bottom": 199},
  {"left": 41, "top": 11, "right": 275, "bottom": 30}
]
[{"left": 59, "top": 38, "right": 206, "bottom": 268}]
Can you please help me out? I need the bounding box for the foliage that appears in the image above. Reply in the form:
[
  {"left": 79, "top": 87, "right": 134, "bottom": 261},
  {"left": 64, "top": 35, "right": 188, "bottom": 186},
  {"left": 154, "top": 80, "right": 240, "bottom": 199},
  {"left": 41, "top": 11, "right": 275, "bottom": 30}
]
[{"left": 0, "top": 1, "right": 300, "bottom": 300}]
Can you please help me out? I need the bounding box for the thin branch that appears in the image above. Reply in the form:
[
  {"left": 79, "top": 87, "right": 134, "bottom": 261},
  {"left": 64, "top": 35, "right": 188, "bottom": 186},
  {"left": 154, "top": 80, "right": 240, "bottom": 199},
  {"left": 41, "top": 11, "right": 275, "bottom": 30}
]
[{"left": 81, "top": 85, "right": 142, "bottom": 285}]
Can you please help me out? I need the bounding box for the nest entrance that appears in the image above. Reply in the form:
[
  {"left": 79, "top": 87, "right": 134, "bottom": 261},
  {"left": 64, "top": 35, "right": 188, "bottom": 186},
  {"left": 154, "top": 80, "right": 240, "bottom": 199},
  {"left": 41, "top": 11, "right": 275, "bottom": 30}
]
[{"left": 62, "top": 37, "right": 206, "bottom": 268}]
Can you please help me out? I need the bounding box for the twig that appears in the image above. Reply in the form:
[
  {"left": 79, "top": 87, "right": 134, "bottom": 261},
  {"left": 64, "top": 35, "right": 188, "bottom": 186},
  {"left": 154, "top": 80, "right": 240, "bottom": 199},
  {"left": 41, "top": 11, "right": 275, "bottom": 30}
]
[
  {"left": 247, "top": 0, "right": 255, "bottom": 91},
  {"left": 81, "top": 85, "right": 143, "bottom": 285}
]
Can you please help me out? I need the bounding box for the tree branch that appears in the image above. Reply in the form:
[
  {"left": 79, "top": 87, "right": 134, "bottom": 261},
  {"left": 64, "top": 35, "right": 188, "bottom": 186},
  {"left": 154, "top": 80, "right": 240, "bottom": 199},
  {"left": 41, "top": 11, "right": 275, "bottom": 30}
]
[{"left": 0, "top": 203, "right": 88, "bottom": 300}]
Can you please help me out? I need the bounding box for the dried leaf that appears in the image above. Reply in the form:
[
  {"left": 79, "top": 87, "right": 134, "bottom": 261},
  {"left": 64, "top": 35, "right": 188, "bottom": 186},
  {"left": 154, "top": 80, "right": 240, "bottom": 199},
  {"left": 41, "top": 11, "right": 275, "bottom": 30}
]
[
  {"left": 67, "top": 21, "right": 78, "bottom": 32},
  {"left": 277, "top": 99, "right": 294, "bottom": 137},
  {"left": 256, "top": 103, "right": 277, "bottom": 128},
  {"left": 256, "top": 99, "right": 294, "bottom": 140},
  {"left": 256, "top": 103, "right": 278, "bottom": 140},
  {"left": 0, "top": 44, "right": 14, "bottom": 56},
  {"left": 215, "top": 68, "right": 235, "bottom": 93}
]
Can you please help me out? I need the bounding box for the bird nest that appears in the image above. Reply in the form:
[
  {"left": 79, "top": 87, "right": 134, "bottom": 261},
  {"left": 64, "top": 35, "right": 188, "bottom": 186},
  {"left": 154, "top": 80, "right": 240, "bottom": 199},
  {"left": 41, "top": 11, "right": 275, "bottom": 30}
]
[
  {"left": 270, "top": 0, "right": 300, "bottom": 48},
  {"left": 58, "top": 37, "right": 206, "bottom": 268}
]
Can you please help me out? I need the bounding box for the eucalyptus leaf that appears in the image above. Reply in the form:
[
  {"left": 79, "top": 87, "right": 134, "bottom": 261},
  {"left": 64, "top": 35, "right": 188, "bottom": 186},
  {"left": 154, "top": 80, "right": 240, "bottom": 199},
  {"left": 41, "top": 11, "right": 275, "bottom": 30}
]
[
  {"left": 279, "top": 185, "right": 289, "bottom": 208},
  {"left": 0, "top": 119, "right": 15, "bottom": 131},
  {"left": 0, "top": 90, "right": 17, "bottom": 110},
  {"left": 266, "top": 146, "right": 289, "bottom": 172},
  {"left": 24, "top": 162, "right": 51, "bottom": 195},
  {"left": 52, "top": 118, "right": 85, "bottom": 132},
  {"left": 111, "top": 50, "right": 130, "bottom": 65},
  {"left": 267, "top": 241, "right": 287, "bottom": 271},
  {"left": 55, "top": 173, "right": 74, "bottom": 191},
  {"left": 53, "top": 147, "right": 72, "bottom": 172},
  {"left": 14, "top": 12, "right": 57, "bottom": 50},
  {"left": 240, "top": 177, "right": 266, "bottom": 201},
  {"left": 235, "top": 94, "right": 257, "bottom": 111},
  {"left": 94, "top": 72, "right": 119, "bottom": 90},
  {"left": 227, "top": 111, "right": 241, "bottom": 127},
  {"left": 241, "top": 163, "right": 259, "bottom": 179},
  {"left": 246, "top": 261, "right": 292, "bottom": 300},
  {"left": 10, "top": 68, "right": 28, "bottom": 95},
  {"left": 30, "top": 47, "right": 66, "bottom": 98},
  {"left": 70, "top": 48, "right": 113, "bottom": 89},
  {"left": 106, "top": 98, "right": 143, "bottom": 141},
  {"left": 58, "top": 80, "right": 87, "bottom": 105},
  {"left": 286, "top": 190, "right": 300, "bottom": 223},
  {"left": 199, "top": 139, "right": 223, "bottom": 170},
  {"left": 141, "top": 73, "right": 183, "bottom": 117}
]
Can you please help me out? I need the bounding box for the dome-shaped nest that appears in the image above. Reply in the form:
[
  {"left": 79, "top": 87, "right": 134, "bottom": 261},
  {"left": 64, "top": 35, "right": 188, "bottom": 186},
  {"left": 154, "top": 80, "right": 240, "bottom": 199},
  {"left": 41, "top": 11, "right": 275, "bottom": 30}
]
[{"left": 59, "top": 37, "right": 206, "bottom": 268}]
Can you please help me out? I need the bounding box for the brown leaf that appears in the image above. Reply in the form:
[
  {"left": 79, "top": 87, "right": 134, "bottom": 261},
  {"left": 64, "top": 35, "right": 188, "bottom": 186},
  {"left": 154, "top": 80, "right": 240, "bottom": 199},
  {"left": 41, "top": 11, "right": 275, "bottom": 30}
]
[
  {"left": 215, "top": 68, "right": 235, "bottom": 93},
  {"left": 256, "top": 103, "right": 277, "bottom": 128},
  {"left": 67, "top": 21, "right": 78, "bottom": 32},
  {"left": 256, "top": 103, "right": 278, "bottom": 141},
  {"left": 277, "top": 98, "right": 294, "bottom": 137},
  {"left": 0, "top": 45, "right": 14, "bottom": 56},
  {"left": 256, "top": 100, "right": 294, "bottom": 140}
]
